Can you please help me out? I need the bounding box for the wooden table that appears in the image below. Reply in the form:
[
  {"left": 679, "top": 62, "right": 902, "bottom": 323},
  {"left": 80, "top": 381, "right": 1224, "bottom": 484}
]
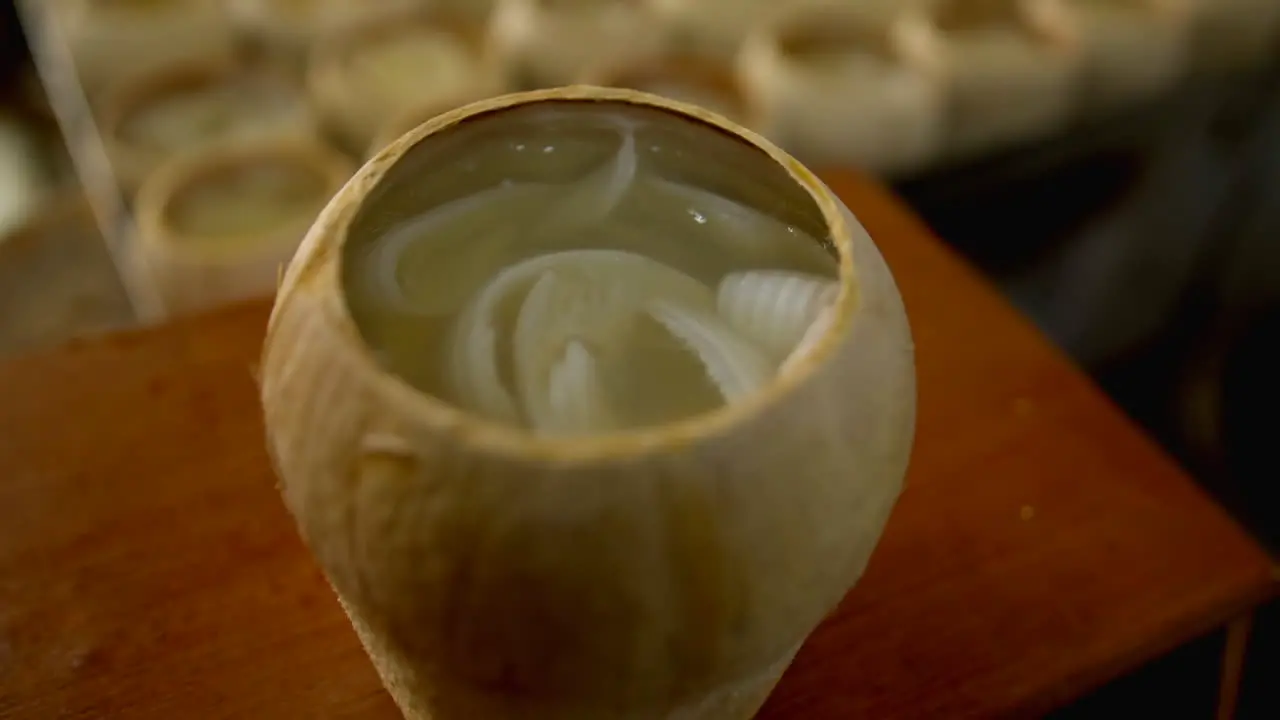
[{"left": 0, "top": 172, "right": 1274, "bottom": 719}]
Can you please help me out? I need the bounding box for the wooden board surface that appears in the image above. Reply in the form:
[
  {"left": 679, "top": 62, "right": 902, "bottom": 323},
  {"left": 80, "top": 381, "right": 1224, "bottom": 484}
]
[{"left": 0, "top": 171, "right": 1275, "bottom": 719}]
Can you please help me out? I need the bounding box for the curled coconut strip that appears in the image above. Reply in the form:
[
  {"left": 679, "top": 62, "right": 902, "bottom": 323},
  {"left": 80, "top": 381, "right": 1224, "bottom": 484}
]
[
  {"left": 547, "top": 339, "right": 613, "bottom": 435},
  {"left": 448, "top": 248, "right": 715, "bottom": 425},
  {"left": 513, "top": 269, "right": 623, "bottom": 434},
  {"left": 648, "top": 177, "right": 814, "bottom": 263},
  {"left": 532, "top": 115, "right": 640, "bottom": 239},
  {"left": 648, "top": 299, "right": 776, "bottom": 403},
  {"left": 717, "top": 270, "right": 838, "bottom": 357},
  {"left": 359, "top": 181, "right": 541, "bottom": 315},
  {"left": 360, "top": 116, "right": 641, "bottom": 318}
]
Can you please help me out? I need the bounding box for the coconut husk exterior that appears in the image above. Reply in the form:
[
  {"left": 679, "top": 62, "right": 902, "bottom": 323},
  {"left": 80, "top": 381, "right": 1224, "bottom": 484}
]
[
  {"left": 61, "top": 0, "right": 237, "bottom": 98},
  {"left": 134, "top": 138, "right": 353, "bottom": 318},
  {"left": 308, "top": 6, "right": 504, "bottom": 153},
  {"left": 260, "top": 86, "right": 916, "bottom": 720},
  {"left": 737, "top": 1, "right": 946, "bottom": 176},
  {"left": 99, "top": 58, "right": 317, "bottom": 198}
]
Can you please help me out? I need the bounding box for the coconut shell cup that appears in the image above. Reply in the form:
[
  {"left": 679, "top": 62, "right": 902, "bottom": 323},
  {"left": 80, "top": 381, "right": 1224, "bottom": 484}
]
[
  {"left": 308, "top": 6, "right": 505, "bottom": 154},
  {"left": 737, "top": 1, "right": 947, "bottom": 177},
  {"left": 260, "top": 86, "right": 916, "bottom": 720},
  {"left": 228, "top": 0, "right": 421, "bottom": 70},
  {"left": 60, "top": 0, "right": 237, "bottom": 97},
  {"left": 487, "top": 0, "right": 669, "bottom": 88},
  {"left": 1183, "top": 0, "right": 1280, "bottom": 72},
  {"left": 99, "top": 58, "right": 317, "bottom": 197},
  {"left": 134, "top": 138, "right": 353, "bottom": 317},
  {"left": 364, "top": 95, "right": 492, "bottom": 160},
  {"left": 920, "top": 0, "right": 1083, "bottom": 161},
  {"left": 578, "top": 54, "right": 760, "bottom": 128}
]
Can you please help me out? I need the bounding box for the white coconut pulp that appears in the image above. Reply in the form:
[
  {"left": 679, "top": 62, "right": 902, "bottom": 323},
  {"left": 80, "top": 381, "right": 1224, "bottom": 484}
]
[{"left": 344, "top": 110, "right": 839, "bottom": 435}]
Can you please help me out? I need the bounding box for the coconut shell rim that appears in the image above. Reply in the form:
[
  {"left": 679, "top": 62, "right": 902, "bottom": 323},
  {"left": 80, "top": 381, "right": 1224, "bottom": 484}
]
[
  {"left": 135, "top": 137, "right": 354, "bottom": 265},
  {"left": 269, "top": 85, "right": 874, "bottom": 463}
]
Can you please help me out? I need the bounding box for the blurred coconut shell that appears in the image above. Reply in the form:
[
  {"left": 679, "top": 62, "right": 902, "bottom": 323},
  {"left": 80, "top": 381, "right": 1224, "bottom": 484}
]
[
  {"left": 308, "top": 6, "right": 504, "bottom": 153},
  {"left": 98, "top": 57, "right": 317, "bottom": 197},
  {"left": 134, "top": 138, "right": 353, "bottom": 317}
]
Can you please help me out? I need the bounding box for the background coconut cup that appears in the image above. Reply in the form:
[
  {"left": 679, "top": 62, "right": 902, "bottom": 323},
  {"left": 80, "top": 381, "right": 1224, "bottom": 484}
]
[
  {"left": 921, "top": 0, "right": 1083, "bottom": 160},
  {"left": 737, "top": 1, "right": 947, "bottom": 176},
  {"left": 62, "top": 0, "right": 236, "bottom": 97},
  {"left": 643, "top": 0, "right": 783, "bottom": 61},
  {"left": 487, "top": 0, "right": 669, "bottom": 89},
  {"left": 134, "top": 138, "right": 353, "bottom": 317},
  {"left": 261, "top": 87, "right": 916, "bottom": 720},
  {"left": 99, "top": 58, "right": 317, "bottom": 197},
  {"left": 227, "top": 0, "right": 422, "bottom": 70},
  {"left": 308, "top": 5, "right": 503, "bottom": 154},
  {"left": 577, "top": 54, "right": 759, "bottom": 128}
]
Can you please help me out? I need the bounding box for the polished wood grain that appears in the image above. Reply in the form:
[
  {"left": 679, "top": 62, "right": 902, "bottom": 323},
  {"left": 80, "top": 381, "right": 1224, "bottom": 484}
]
[{"left": 0, "top": 172, "right": 1275, "bottom": 719}]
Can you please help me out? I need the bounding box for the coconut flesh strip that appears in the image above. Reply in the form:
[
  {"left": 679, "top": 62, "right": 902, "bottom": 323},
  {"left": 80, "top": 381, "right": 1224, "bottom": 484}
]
[
  {"left": 512, "top": 267, "right": 618, "bottom": 435},
  {"left": 647, "top": 298, "right": 777, "bottom": 403},
  {"left": 357, "top": 181, "right": 546, "bottom": 316},
  {"left": 448, "top": 248, "right": 719, "bottom": 427},
  {"left": 645, "top": 176, "right": 811, "bottom": 264},
  {"left": 529, "top": 114, "right": 640, "bottom": 239},
  {"left": 716, "top": 269, "right": 839, "bottom": 358}
]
